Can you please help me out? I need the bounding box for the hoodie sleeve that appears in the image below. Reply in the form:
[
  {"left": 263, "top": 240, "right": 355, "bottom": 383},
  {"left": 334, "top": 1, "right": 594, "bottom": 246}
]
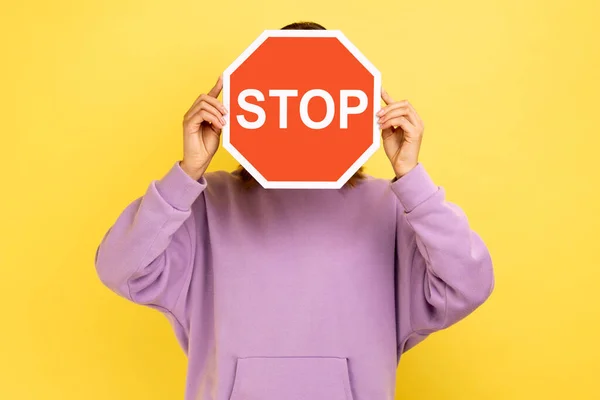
[
  {"left": 391, "top": 163, "right": 494, "bottom": 355},
  {"left": 94, "top": 161, "right": 208, "bottom": 327}
]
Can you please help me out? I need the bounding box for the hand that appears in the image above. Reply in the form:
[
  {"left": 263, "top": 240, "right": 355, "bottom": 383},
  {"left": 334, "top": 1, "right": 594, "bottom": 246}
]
[
  {"left": 180, "top": 76, "right": 228, "bottom": 180},
  {"left": 377, "top": 89, "right": 424, "bottom": 178}
]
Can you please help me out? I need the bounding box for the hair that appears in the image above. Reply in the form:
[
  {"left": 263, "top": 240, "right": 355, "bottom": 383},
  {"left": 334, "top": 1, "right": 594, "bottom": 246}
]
[
  {"left": 280, "top": 21, "right": 327, "bottom": 30},
  {"left": 234, "top": 21, "right": 367, "bottom": 189}
]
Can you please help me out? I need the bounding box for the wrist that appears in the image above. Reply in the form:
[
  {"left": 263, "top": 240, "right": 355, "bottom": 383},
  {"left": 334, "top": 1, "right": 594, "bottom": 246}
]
[
  {"left": 393, "top": 162, "right": 418, "bottom": 179},
  {"left": 179, "top": 160, "right": 208, "bottom": 181}
]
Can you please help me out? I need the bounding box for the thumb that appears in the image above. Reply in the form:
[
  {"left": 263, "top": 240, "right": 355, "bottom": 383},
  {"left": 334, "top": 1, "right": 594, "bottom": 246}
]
[
  {"left": 381, "top": 87, "right": 394, "bottom": 105},
  {"left": 208, "top": 75, "right": 223, "bottom": 98}
]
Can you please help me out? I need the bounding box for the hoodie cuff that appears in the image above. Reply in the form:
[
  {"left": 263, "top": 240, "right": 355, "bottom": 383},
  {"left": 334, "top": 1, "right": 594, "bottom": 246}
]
[
  {"left": 155, "top": 161, "right": 207, "bottom": 211},
  {"left": 390, "top": 163, "right": 439, "bottom": 213}
]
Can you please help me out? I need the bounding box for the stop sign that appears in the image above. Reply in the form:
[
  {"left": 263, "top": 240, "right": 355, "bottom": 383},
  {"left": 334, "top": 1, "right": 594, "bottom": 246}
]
[{"left": 223, "top": 30, "right": 381, "bottom": 189}]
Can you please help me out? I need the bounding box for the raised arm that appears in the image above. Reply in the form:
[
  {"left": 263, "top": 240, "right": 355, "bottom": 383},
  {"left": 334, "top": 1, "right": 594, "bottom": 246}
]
[
  {"left": 392, "top": 164, "right": 495, "bottom": 355},
  {"left": 94, "top": 162, "right": 208, "bottom": 325},
  {"left": 95, "top": 77, "right": 228, "bottom": 330}
]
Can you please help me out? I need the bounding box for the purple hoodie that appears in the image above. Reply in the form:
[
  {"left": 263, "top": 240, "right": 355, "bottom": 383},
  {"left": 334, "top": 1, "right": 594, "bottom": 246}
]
[{"left": 95, "top": 161, "right": 494, "bottom": 400}]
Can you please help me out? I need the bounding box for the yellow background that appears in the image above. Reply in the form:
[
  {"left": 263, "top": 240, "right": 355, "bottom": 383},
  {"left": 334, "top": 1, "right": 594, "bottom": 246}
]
[{"left": 2, "top": 0, "right": 599, "bottom": 398}]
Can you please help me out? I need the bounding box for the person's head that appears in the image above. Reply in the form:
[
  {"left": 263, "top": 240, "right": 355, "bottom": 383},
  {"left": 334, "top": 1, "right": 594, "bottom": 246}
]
[
  {"left": 280, "top": 21, "right": 326, "bottom": 30},
  {"left": 235, "top": 21, "right": 366, "bottom": 189}
]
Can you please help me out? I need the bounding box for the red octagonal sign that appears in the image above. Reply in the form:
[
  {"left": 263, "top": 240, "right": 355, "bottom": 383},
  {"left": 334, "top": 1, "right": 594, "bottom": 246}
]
[{"left": 223, "top": 30, "right": 381, "bottom": 189}]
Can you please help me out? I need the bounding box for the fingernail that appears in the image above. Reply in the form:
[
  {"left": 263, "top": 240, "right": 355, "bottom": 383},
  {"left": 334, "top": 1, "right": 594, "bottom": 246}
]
[
  {"left": 221, "top": 117, "right": 226, "bottom": 124},
  {"left": 222, "top": 108, "right": 228, "bottom": 114}
]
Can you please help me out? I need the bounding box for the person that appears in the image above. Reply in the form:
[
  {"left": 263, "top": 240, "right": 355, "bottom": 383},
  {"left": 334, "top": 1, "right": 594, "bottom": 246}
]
[{"left": 95, "top": 21, "right": 494, "bottom": 400}]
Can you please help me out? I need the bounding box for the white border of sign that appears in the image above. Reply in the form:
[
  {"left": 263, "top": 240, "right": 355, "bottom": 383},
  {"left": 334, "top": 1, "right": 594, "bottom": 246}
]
[{"left": 223, "top": 30, "right": 382, "bottom": 189}]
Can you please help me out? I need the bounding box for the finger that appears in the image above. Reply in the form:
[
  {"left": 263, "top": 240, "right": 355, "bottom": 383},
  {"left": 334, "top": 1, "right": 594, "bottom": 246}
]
[
  {"left": 379, "top": 107, "right": 419, "bottom": 127},
  {"left": 185, "top": 95, "right": 227, "bottom": 119},
  {"left": 208, "top": 122, "right": 223, "bottom": 136},
  {"left": 187, "top": 100, "right": 226, "bottom": 124},
  {"left": 377, "top": 100, "right": 409, "bottom": 117},
  {"left": 381, "top": 88, "right": 394, "bottom": 105},
  {"left": 380, "top": 116, "right": 416, "bottom": 132},
  {"left": 404, "top": 101, "right": 424, "bottom": 126},
  {"left": 187, "top": 110, "right": 223, "bottom": 131},
  {"left": 208, "top": 75, "right": 223, "bottom": 98},
  {"left": 378, "top": 106, "right": 409, "bottom": 123},
  {"left": 186, "top": 76, "right": 226, "bottom": 113},
  {"left": 201, "top": 93, "right": 227, "bottom": 114}
]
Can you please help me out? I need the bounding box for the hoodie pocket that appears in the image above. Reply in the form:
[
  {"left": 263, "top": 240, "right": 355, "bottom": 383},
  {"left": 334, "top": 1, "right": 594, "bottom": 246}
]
[{"left": 229, "top": 356, "right": 355, "bottom": 400}]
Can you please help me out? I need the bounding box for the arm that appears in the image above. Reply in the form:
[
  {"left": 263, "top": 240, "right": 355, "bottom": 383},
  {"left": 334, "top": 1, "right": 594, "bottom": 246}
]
[
  {"left": 94, "top": 76, "right": 226, "bottom": 334},
  {"left": 392, "top": 163, "right": 495, "bottom": 354},
  {"left": 94, "top": 161, "right": 208, "bottom": 326}
]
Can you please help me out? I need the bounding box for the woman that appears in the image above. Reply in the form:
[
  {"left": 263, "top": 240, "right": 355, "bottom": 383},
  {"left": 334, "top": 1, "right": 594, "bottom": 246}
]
[{"left": 95, "top": 21, "right": 494, "bottom": 400}]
